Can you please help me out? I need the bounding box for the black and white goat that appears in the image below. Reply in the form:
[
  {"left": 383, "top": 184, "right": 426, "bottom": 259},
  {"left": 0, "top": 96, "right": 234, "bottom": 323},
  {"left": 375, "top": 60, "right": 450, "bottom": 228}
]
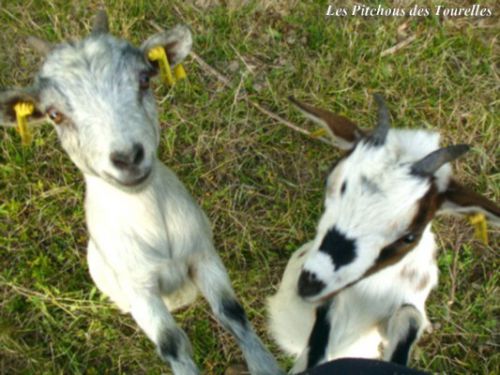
[
  {"left": 267, "top": 94, "right": 499, "bottom": 373},
  {"left": 0, "top": 11, "right": 283, "bottom": 375}
]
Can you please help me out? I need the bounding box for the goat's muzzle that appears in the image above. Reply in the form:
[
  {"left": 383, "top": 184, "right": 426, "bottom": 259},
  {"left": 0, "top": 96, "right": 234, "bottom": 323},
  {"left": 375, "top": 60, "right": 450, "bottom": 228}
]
[{"left": 297, "top": 270, "right": 326, "bottom": 299}]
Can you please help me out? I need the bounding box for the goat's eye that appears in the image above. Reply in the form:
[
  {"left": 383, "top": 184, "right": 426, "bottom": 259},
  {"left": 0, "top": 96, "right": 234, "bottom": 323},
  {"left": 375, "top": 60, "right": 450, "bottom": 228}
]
[
  {"left": 139, "top": 72, "right": 151, "bottom": 90},
  {"left": 403, "top": 233, "right": 416, "bottom": 244},
  {"left": 47, "top": 108, "right": 64, "bottom": 124}
]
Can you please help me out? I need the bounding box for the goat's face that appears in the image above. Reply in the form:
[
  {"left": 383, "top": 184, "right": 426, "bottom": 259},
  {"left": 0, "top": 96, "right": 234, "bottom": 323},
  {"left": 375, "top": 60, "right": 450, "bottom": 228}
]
[
  {"left": 289, "top": 95, "right": 493, "bottom": 303},
  {"left": 0, "top": 11, "right": 192, "bottom": 190},
  {"left": 37, "top": 36, "right": 160, "bottom": 187},
  {"left": 299, "top": 132, "right": 447, "bottom": 302}
]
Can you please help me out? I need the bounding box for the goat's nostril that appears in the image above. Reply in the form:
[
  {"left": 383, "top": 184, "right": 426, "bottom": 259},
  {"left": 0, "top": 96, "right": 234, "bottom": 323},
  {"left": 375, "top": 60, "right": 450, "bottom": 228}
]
[
  {"left": 132, "top": 143, "right": 145, "bottom": 165},
  {"left": 110, "top": 151, "right": 131, "bottom": 170},
  {"left": 110, "top": 143, "right": 145, "bottom": 171},
  {"left": 298, "top": 270, "right": 326, "bottom": 298}
]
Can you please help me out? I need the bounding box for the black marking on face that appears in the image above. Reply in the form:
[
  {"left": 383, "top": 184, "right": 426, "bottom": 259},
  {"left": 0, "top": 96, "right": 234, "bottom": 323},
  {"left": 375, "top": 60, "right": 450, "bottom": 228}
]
[
  {"left": 340, "top": 181, "right": 347, "bottom": 195},
  {"left": 306, "top": 301, "right": 332, "bottom": 369},
  {"left": 319, "top": 227, "right": 356, "bottom": 270},
  {"left": 221, "top": 298, "right": 248, "bottom": 329},
  {"left": 390, "top": 319, "right": 419, "bottom": 365},
  {"left": 298, "top": 270, "right": 326, "bottom": 297},
  {"left": 158, "top": 329, "right": 180, "bottom": 361}
]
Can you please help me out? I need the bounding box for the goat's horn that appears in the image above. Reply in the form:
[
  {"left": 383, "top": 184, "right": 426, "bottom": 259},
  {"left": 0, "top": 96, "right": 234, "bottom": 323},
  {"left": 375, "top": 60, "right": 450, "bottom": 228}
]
[
  {"left": 92, "top": 10, "right": 109, "bottom": 35},
  {"left": 412, "top": 144, "right": 470, "bottom": 176},
  {"left": 26, "top": 36, "right": 53, "bottom": 56},
  {"left": 370, "top": 93, "right": 390, "bottom": 146}
]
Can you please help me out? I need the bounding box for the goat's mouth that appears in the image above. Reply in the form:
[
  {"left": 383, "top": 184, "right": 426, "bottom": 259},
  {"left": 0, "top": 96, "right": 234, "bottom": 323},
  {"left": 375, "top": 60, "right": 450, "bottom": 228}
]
[
  {"left": 105, "top": 168, "right": 152, "bottom": 188},
  {"left": 121, "top": 170, "right": 152, "bottom": 187},
  {"left": 298, "top": 269, "right": 363, "bottom": 303}
]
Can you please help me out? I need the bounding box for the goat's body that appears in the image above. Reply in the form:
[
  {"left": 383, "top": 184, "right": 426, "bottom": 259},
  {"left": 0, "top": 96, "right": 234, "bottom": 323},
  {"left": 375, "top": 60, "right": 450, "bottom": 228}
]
[
  {"left": 85, "top": 160, "right": 203, "bottom": 313},
  {"left": 268, "top": 225, "right": 438, "bottom": 371},
  {"left": 265, "top": 104, "right": 498, "bottom": 373},
  {"left": 0, "top": 16, "right": 285, "bottom": 373},
  {"left": 85, "top": 159, "right": 283, "bottom": 375}
]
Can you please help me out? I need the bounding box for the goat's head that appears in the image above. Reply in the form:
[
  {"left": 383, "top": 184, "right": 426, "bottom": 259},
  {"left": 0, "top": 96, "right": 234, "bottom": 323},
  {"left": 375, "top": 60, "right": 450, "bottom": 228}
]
[
  {"left": 290, "top": 95, "right": 499, "bottom": 303},
  {"left": 0, "top": 11, "right": 192, "bottom": 189}
]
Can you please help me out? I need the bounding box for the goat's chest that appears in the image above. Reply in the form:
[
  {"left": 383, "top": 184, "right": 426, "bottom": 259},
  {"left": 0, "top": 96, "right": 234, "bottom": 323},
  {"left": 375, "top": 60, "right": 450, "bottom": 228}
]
[
  {"left": 344, "top": 239, "right": 438, "bottom": 317},
  {"left": 84, "top": 172, "right": 211, "bottom": 273}
]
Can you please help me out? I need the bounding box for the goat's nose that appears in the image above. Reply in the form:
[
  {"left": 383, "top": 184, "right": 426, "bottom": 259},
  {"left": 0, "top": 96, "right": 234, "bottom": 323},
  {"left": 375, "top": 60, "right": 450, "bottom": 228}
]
[
  {"left": 110, "top": 143, "right": 145, "bottom": 170},
  {"left": 298, "top": 270, "right": 326, "bottom": 298}
]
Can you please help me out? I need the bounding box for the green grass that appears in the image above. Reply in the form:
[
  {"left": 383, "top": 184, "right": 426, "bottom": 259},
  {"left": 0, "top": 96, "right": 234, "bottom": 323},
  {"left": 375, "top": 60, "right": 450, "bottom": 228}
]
[{"left": 1, "top": 0, "right": 498, "bottom": 374}]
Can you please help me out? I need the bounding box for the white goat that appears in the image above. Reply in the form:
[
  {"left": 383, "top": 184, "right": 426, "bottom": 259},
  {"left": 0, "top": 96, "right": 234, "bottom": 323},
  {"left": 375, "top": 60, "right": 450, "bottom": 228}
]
[
  {"left": 0, "top": 11, "right": 283, "bottom": 375},
  {"left": 267, "top": 94, "right": 499, "bottom": 373}
]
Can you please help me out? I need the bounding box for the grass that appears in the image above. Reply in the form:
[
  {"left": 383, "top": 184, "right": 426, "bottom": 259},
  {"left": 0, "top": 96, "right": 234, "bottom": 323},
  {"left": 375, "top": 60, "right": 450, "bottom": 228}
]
[{"left": 0, "top": 0, "right": 498, "bottom": 374}]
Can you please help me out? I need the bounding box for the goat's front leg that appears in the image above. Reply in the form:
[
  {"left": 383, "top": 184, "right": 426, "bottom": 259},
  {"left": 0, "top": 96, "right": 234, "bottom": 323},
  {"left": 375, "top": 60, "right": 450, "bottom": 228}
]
[
  {"left": 289, "top": 300, "right": 332, "bottom": 374},
  {"left": 384, "top": 304, "right": 425, "bottom": 365},
  {"left": 192, "top": 252, "right": 284, "bottom": 375},
  {"left": 129, "top": 289, "right": 200, "bottom": 375}
]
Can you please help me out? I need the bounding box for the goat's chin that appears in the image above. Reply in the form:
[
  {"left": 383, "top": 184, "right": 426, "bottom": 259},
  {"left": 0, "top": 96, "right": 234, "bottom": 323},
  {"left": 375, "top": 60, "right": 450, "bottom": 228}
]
[
  {"left": 302, "top": 281, "right": 359, "bottom": 304},
  {"left": 311, "top": 277, "right": 364, "bottom": 303},
  {"left": 302, "top": 288, "right": 341, "bottom": 304}
]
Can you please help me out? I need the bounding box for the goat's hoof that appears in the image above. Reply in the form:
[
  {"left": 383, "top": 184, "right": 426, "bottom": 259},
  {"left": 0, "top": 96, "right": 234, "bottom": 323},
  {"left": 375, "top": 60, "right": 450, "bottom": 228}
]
[{"left": 225, "top": 363, "right": 250, "bottom": 375}]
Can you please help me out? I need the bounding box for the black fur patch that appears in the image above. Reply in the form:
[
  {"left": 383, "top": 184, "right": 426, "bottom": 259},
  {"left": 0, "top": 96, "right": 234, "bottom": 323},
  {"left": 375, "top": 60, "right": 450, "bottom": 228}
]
[
  {"left": 390, "top": 323, "right": 419, "bottom": 365},
  {"left": 319, "top": 227, "right": 356, "bottom": 270},
  {"left": 221, "top": 298, "right": 248, "bottom": 329},
  {"left": 340, "top": 181, "right": 347, "bottom": 195},
  {"left": 307, "top": 302, "right": 332, "bottom": 369},
  {"left": 158, "top": 330, "right": 180, "bottom": 360}
]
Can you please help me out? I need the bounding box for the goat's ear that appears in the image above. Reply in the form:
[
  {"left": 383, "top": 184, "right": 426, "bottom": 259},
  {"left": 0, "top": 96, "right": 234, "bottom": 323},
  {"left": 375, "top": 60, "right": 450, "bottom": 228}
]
[
  {"left": 0, "top": 89, "right": 45, "bottom": 127},
  {"left": 438, "top": 179, "right": 500, "bottom": 225},
  {"left": 288, "top": 96, "right": 364, "bottom": 150},
  {"left": 141, "top": 25, "right": 192, "bottom": 67}
]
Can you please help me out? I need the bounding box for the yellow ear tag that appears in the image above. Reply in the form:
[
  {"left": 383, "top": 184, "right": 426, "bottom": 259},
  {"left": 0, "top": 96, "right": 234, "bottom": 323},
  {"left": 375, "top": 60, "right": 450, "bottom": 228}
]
[
  {"left": 173, "top": 64, "right": 187, "bottom": 80},
  {"left": 148, "top": 46, "right": 186, "bottom": 86},
  {"left": 14, "top": 102, "right": 35, "bottom": 145},
  {"left": 468, "top": 213, "right": 489, "bottom": 245}
]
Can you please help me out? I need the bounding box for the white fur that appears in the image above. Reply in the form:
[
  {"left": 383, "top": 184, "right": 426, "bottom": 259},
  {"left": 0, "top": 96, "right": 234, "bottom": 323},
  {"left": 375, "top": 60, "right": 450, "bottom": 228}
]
[
  {"left": 306, "top": 130, "right": 444, "bottom": 301},
  {"left": 269, "top": 230, "right": 436, "bottom": 363},
  {"left": 268, "top": 129, "right": 448, "bottom": 372},
  {"left": 85, "top": 160, "right": 206, "bottom": 313}
]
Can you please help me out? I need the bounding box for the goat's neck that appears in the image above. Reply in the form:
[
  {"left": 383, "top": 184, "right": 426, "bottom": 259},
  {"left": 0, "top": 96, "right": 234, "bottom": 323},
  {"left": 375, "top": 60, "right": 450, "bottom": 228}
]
[{"left": 82, "top": 159, "right": 166, "bottom": 225}]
